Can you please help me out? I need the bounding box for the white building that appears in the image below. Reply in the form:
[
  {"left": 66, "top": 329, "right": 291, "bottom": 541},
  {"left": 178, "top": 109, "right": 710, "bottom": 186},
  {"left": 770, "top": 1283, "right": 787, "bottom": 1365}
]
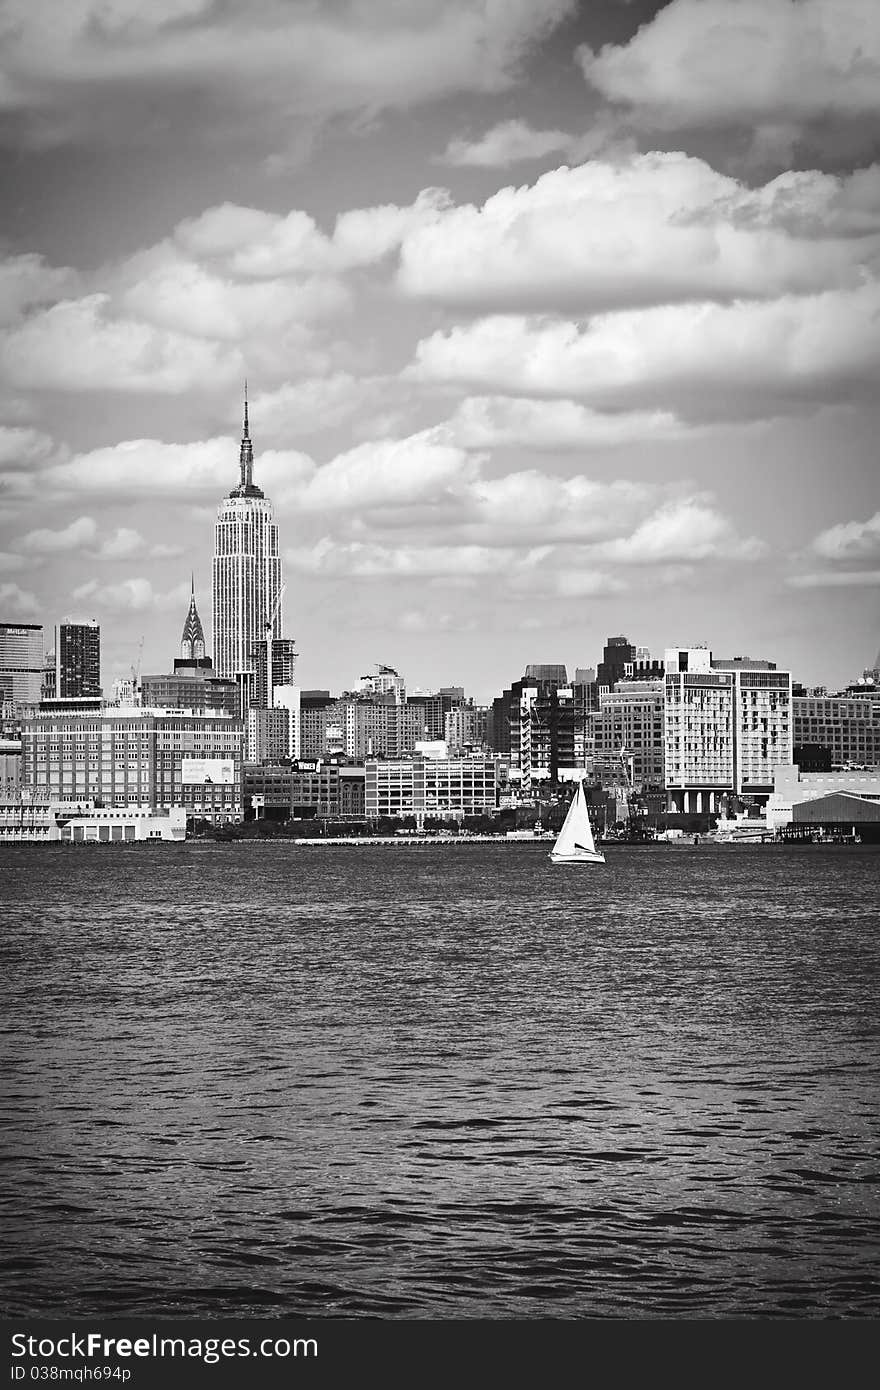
[
  {"left": 247, "top": 705, "right": 289, "bottom": 763},
  {"left": 212, "top": 394, "right": 283, "bottom": 684},
  {"left": 0, "top": 798, "right": 186, "bottom": 843},
  {"left": 664, "top": 648, "right": 792, "bottom": 811},
  {"left": 595, "top": 679, "right": 665, "bottom": 791}
]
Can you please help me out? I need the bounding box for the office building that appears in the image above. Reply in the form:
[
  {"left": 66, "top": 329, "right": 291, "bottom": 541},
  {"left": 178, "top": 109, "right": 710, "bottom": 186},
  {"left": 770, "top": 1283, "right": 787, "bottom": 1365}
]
[
  {"left": 365, "top": 753, "right": 500, "bottom": 823},
  {"left": 21, "top": 707, "right": 244, "bottom": 822},
  {"left": 0, "top": 623, "right": 43, "bottom": 706},
  {"left": 792, "top": 692, "right": 880, "bottom": 768},
  {"left": 664, "top": 649, "right": 792, "bottom": 810},
  {"left": 212, "top": 392, "right": 283, "bottom": 685},
  {"left": 595, "top": 679, "right": 665, "bottom": 791},
  {"left": 54, "top": 621, "right": 101, "bottom": 698}
]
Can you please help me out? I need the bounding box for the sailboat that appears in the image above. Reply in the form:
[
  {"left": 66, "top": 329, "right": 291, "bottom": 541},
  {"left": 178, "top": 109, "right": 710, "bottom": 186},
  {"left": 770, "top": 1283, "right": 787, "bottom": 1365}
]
[{"left": 549, "top": 780, "right": 606, "bottom": 865}]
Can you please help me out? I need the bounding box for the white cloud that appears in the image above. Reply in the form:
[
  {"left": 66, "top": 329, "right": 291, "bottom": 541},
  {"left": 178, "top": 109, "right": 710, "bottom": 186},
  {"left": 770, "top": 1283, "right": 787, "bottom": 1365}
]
[
  {"left": 811, "top": 510, "right": 880, "bottom": 561},
  {"left": 46, "top": 437, "right": 314, "bottom": 500},
  {"left": 299, "top": 431, "right": 478, "bottom": 512},
  {"left": 446, "top": 396, "right": 700, "bottom": 449},
  {"left": 578, "top": 0, "right": 880, "bottom": 136},
  {"left": 397, "top": 156, "right": 880, "bottom": 313},
  {"left": 0, "top": 581, "right": 39, "bottom": 615},
  {"left": 787, "top": 570, "right": 880, "bottom": 588},
  {"left": 409, "top": 285, "right": 880, "bottom": 417},
  {"left": 439, "top": 120, "right": 575, "bottom": 167},
  {"left": 98, "top": 527, "right": 146, "bottom": 559},
  {"left": 593, "top": 500, "right": 764, "bottom": 564},
  {"left": 71, "top": 576, "right": 190, "bottom": 612},
  {"left": 0, "top": 254, "right": 79, "bottom": 326},
  {"left": 438, "top": 117, "right": 637, "bottom": 169},
  {"left": 286, "top": 538, "right": 552, "bottom": 580},
  {"left": 0, "top": 295, "right": 240, "bottom": 393},
  {"left": 251, "top": 374, "right": 388, "bottom": 440},
  {"left": 0, "top": 1, "right": 575, "bottom": 143},
  {"left": 0, "top": 424, "right": 57, "bottom": 468},
  {"left": 17, "top": 515, "right": 97, "bottom": 553}
]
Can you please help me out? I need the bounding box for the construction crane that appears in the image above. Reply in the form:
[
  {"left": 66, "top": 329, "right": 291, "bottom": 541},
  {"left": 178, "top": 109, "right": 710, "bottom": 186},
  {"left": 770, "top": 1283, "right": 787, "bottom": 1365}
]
[
  {"left": 130, "top": 635, "right": 144, "bottom": 700},
  {"left": 265, "top": 583, "right": 285, "bottom": 708}
]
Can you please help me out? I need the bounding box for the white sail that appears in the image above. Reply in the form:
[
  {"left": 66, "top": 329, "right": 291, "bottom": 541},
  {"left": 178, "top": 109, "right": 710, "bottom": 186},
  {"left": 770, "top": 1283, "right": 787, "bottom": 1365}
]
[{"left": 550, "top": 781, "right": 605, "bottom": 864}]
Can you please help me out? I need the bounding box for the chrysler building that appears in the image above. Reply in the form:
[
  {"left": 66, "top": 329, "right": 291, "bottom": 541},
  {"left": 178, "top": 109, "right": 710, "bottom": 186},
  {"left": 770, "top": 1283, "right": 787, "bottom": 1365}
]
[{"left": 211, "top": 391, "right": 283, "bottom": 687}]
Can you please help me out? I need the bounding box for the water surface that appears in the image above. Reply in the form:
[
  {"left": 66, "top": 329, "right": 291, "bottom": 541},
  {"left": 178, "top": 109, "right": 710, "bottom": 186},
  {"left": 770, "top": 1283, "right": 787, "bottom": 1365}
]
[{"left": 1, "top": 842, "right": 878, "bottom": 1318}]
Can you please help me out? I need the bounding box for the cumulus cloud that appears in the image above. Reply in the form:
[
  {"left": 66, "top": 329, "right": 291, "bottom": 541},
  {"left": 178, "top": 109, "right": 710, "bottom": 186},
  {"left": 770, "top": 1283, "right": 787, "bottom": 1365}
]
[
  {"left": 0, "top": 0, "right": 574, "bottom": 145},
  {"left": 251, "top": 374, "right": 391, "bottom": 441},
  {"left": 71, "top": 576, "right": 190, "bottom": 612},
  {"left": 46, "top": 437, "right": 314, "bottom": 500},
  {"left": 592, "top": 500, "right": 764, "bottom": 564},
  {"left": 0, "top": 295, "right": 240, "bottom": 393},
  {"left": 0, "top": 424, "right": 57, "bottom": 468},
  {"left": 810, "top": 509, "right": 880, "bottom": 561},
  {"left": 0, "top": 580, "right": 39, "bottom": 615},
  {"left": 299, "top": 431, "right": 478, "bottom": 512},
  {"left": 0, "top": 254, "right": 79, "bottom": 326},
  {"left": 409, "top": 285, "right": 880, "bottom": 418},
  {"left": 577, "top": 0, "right": 880, "bottom": 147},
  {"left": 17, "top": 515, "right": 97, "bottom": 554},
  {"left": 446, "top": 396, "right": 701, "bottom": 449},
  {"left": 397, "top": 156, "right": 880, "bottom": 313}
]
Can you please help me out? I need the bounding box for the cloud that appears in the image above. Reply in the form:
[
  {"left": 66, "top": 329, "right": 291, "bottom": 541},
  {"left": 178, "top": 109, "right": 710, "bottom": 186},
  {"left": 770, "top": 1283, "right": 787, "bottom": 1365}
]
[
  {"left": 175, "top": 188, "right": 450, "bottom": 279},
  {"left": 810, "top": 509, "right": 880, "bottom": 561},
  {"left": 577, "top": 0, "right": 880, "bottom": 149},
  {"left": 787, "top": 570, "right": 880, "bottom": 588},
  {"left": 592, "top": 500, "right": 764, "bottom": 564},
  {"left": 409, "top": 285, "right": 880, "bottom": 418},
  {"left": 439, "top": 120, "right": 575, "bottom": 167},
  {"left": 0, "top": 0, "right": 575, "bottom": 145},
  {"left": 287, "top": 538, "right": 553, "bottom": 580},
  {"left": 17, "top": 515, "right": 97, "bottom": 554},
  {"left": 397, "top": 155, "right": 880, "bottom": 313},
  {"left": 46, "top": 437, "right": 314, "bottom": 500},
  {"left": 0, "top": 295, "right": 240, "bottom": 393},
  {"left": 97, "top": 527, "right": 147, "bottom": 559},
  {"left": 0, "top": 424, "right": 57, "bottom": 468},
  {"left": 446, "top": 396, "right": 702, "bottom": 449},
  {"left": 0, "top": 254, "right": 79, "bottom": 327},
  {"left": 437, "top": 116, "right": 637, "bottom": 168},
  {"left": 0, "top": 581, "right": 39, "bottom": 615},
  {"left": 251, "top": 374, "right": 390, "bottom": 441},
  {"left": 299, "top": 431, "right": 477, "bottom": 512},
  {"left": 71, "top": 576, "right": 190, "bottom": 612}
]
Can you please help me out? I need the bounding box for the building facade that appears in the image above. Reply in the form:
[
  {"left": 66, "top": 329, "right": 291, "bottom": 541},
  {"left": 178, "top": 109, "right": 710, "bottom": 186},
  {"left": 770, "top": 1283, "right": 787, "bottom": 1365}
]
[
  {"left": 594, "top": 679, "right": 665, "bottom": 791},
  {"left": 21, "top": 708, "right": 244, "bottom": 821},
  {"left": 0, "top": 623, "right": 43, "bottom": 706},
  {"left": 54, "top": 621, "right": 101, "bottom": 698},
  {"left": 365, "top": 754, "right": 500, "bottom": 822},
  {"left": 792, "top": 693, "right": 880, "bottom": 768},
  {"left": 664, "top": 649, "right": 792, "bottom": 810},
  {"left": 212, "top": 395, "right": 283, "bottom": 685}
]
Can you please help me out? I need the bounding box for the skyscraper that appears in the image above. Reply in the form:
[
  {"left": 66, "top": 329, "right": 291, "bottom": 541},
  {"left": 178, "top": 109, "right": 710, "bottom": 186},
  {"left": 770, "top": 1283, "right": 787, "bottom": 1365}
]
[
  {"left": 0, "top": 622, "right": 43, "bottom": 706},
  {"left": 55, "top": 621, "right": 101, "bottom": 697},
  {"left": 212, "top": 391, "right": 283, "bottom": 687}
]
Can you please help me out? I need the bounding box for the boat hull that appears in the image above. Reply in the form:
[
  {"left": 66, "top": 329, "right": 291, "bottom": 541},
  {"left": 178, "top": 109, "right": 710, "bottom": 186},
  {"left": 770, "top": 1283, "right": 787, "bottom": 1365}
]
[{"left": 549, "top": 850, "right": 606, "bottom": 864}]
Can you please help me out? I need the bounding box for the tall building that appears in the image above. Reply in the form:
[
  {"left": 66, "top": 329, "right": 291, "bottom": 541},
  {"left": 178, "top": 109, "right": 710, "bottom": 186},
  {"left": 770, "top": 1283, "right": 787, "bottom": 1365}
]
[
  {"left": 595, "top": 679, "right": 665, "bottom": 791},
  {"left": 54, "top": 621, "right": 101, "bottom": 698},
  {"left": 0, "top": 623, "right": 44, "bottom": 706},
  {"left": 663, "top": 648, "right": 792, "bottom": 811},
  {"left": 212, "top": 392, "right": 283, "bottom": 687},
  {"left": 141, "top": 587, "right": 238, "bottom": 715}
]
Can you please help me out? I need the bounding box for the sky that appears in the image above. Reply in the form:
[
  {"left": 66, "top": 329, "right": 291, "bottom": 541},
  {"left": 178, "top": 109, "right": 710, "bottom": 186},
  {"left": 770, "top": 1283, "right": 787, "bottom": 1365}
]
[{"left": 1, "top": 0, "right": 879, "bottom": 705}]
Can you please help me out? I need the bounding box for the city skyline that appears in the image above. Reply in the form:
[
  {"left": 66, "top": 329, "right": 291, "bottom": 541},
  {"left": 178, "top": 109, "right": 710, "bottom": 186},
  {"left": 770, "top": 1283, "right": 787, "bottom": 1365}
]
[{"left": 1, "top": 0, "right": 879, "bottom": 703}]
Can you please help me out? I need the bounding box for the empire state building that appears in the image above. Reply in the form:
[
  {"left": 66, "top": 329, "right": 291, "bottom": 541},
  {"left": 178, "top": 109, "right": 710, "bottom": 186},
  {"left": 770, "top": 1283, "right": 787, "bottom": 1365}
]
[{"left": 212, "top": 393, "right": 283, "bottom": 685}]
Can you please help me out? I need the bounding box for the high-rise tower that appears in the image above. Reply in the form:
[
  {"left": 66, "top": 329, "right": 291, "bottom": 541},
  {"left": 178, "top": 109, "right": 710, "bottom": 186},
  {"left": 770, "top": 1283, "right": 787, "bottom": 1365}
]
[{"left": 212, "top": 390, "right": 283, "bottom": 687}]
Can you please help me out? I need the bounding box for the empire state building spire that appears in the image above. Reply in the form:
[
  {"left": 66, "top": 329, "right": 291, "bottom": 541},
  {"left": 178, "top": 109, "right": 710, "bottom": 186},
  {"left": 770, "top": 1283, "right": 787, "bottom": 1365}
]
[{"left": 230, "top": 381, "right": 263, "bottom": 499}]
